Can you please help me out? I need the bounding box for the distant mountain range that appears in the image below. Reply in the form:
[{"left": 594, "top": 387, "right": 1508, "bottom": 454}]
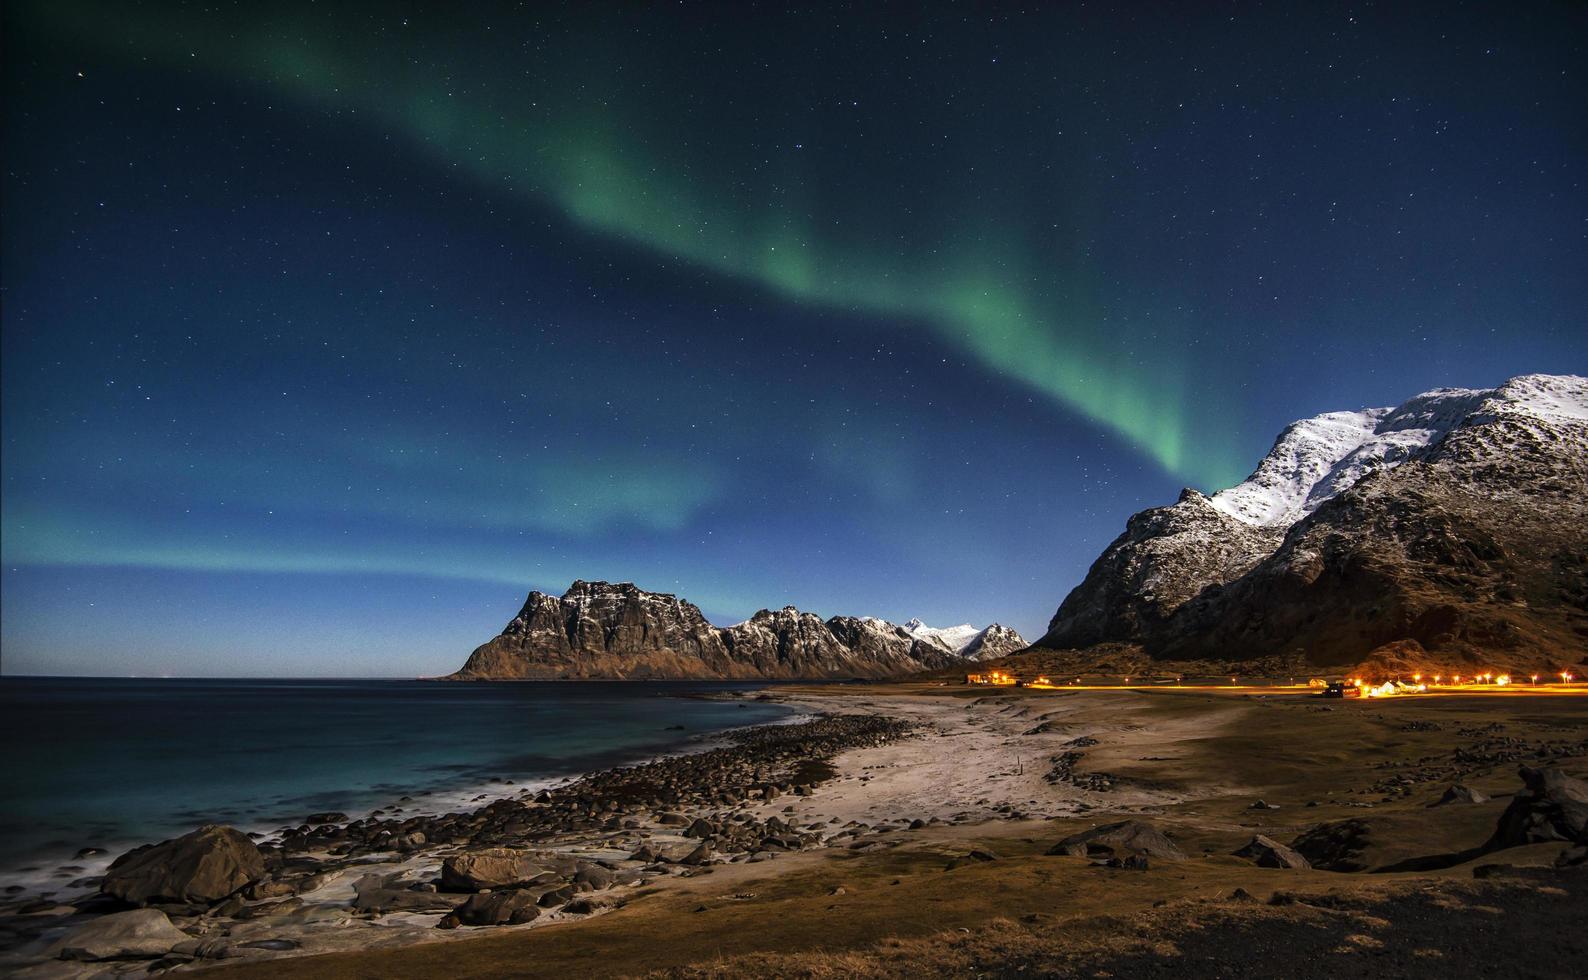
[
  {"left": 1018, "top": 373, "right": 1588, "bottom": 675},
  {"left": 447, "top": 580, "right": 1026, "bottom": 679}
]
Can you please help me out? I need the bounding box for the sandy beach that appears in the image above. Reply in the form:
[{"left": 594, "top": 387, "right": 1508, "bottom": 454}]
[{"left": 3, "top": 683, "right": 1585, "bottom": 978}]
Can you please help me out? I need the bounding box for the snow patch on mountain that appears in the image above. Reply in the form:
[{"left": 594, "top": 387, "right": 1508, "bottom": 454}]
[
  {"left": 902, "top": 618, "right": 983, "bottom": 653},
  {"left": 1208, "top": 374, "right": 1586, "bottom": 529}
]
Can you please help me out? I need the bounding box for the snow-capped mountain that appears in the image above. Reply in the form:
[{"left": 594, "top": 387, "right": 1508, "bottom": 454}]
[
  {"left": 450, "top": 581, "right": 1026, "bottom": 679},
  {"left": 901, "top": 618, "right": 1025, "bottom": 661},
  {"left": 1207, "top": 387, "right": 1492, "bottom": 527},
  {"left": 1038, "top": 374, "right": 1588, "bottom": 671}
]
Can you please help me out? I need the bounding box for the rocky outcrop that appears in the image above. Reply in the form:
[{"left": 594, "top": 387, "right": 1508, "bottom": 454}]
[
  {"left": 102, "top": 824, "right": 265, "bottom": 907},
  {"left": 450, "top": 581, "right": 1025, "bottom": 679},
  {"left": 1234, "top": 834, "right": 1311, "bottom": 869},
  {"left": 1033, "top": 374, "right": 1588, "bottom": 673},
  {"left": 1046, "top": 820, "right": 1186, "bottom": 861},
  {"left": 1484, "top": 766, "right": 1588, "bottom": 852},
  {"left": 48, "top": 909, "right": 190, "bottom": 962},
  {"left": 440, "top": 848, "right": 562, "bottom": 891}
]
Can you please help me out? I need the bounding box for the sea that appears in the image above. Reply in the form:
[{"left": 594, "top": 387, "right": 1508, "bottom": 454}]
[{"left": 0, "top": 677, "right": 796, "bottom": 894}]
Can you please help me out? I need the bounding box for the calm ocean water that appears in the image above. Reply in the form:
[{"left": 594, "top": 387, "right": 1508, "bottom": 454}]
[{"left": 0, "top": 678, "right": 793, "bottom": 885}]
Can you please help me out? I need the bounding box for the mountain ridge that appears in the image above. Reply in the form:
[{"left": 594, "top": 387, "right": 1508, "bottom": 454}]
[
  {"left": 448, "top": 580, "right": 1027, "bottom": 679},
  {"left": 1030, "top": 373, "right": 1588, "bottom": 674}
]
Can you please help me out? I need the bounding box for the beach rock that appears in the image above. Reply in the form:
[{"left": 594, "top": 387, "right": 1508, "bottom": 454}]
[
  {"left": 237, "top": 938, "right": 301, "bottom": 951},
  {"left": 1047, "top": 820, "right": 1185, "bottom": 861},
  {"left": 1291, "top": 819, "right": 1373, "bottom": 871},
  {"left": 440, "top": 849, "right": 555, "bottom": 891},
  {"left": 454, "top": 890, "right": 542, "bottom": 926},
  {"left": 565, "top": 894, "right": 623, "bottom": 914},
  {"left": 351, "top": 874, "right": 459, "bottom": 913},
  {"left": 51, "top": 908, "right": 189, "bottom": 961},
  {"left": 536, "top": 885, "right": 575, "bottom": 908},
  {"left": 1234, "top": 834, "right": 1311, "bottom": 869},
  {"left": 680, "top": 841, "right": 715, "bottom": 866},
  {"left": 102, "top": 825, "right": 265, "bottom": 906},
  {"left": 304, "top": 812, "right": 347, "bottom": 824},
  {"left": 1434, "top": 784, "right": 1490, "bottom": 806},
  {"left": 244, "top": 878, "right": 298, "bottom": 900},
  {"left": 684, "top": 817, "right": 716, "bottom": 838},
  {"left": 1484, "top": 766, "right": 1588, "bottom": 851},
  {"left": 573, "top": 865, "right": 615, "bottom": 891}
]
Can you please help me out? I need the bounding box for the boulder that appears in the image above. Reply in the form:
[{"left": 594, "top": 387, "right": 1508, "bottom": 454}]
[
  {"left": 454, "top": 890, "right": 541, "bottom": 926},
  {"left": 351, "top": 874, "right": 460, "bottom": 913},
  {"left": 1433, "top": 784, "right": 1490, "bottom": 806},
  {"left": 102, "top": 825, "right": 265, "bottom": 906},
  {"left": 1234, "top": 834, "right": 1311, "bottom": 869},
  {"left": 572, "top": 864, "right": 615, "bottom": 891},
  {"left": 1047, "top": 820, "right": 1185, "bottom": 861},
  {"left": 679, "top": 841, "right": 714, "bottom": 866},
  {"left": 1291, "top": 819, "right": 1373, "bottom": 871},
  {"left": 684, "top": 817, "right": 717, "bottom": 838},
  {"left": 440, "top": 848, "right": 556, "bottom": 891},
  {"left": 51, "top": 908, "right": 190, "bottom": 961},
  {"left": 1484, "top": 766, "right": 1588, "bottom": 851}
]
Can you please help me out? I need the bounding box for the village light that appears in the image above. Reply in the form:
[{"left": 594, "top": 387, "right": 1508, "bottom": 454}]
[{"left": 1532, "top": 675, "right": 1539, "bottom": 684}]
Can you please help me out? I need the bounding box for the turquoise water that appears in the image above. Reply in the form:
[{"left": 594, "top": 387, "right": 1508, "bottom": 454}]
[{"left": 0, "top": 678, "right": 792, "bottom": 882}]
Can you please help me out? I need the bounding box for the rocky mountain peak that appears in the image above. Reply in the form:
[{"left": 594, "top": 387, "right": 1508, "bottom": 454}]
[{"left": 1035, "top": 373, "right": 1588, "bottom": 673}]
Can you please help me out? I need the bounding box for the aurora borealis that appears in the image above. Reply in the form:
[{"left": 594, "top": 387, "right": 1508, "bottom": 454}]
[{"left": 3, "top": 2, "right": 1585, "bottom": 675}]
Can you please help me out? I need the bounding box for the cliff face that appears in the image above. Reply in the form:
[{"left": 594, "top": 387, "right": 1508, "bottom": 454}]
[
  {"left": 450, "top": 581, "right": 1027, "bottom": 680},
  {"left": 453, "top": 581, "right": 744, "bottom": 679},
  {"left": 1033, "top": 374, "right": 1588, "bottom": 673}
]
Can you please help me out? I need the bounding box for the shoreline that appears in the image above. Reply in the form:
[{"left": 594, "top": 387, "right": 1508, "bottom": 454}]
[
  {"left": 0, "top": 692, "right": 904, "bottom": 974},
  {"left": 0, "top": 679, "right": 803, "bottom": 901},
  {"left": 4, "top": 684, "right": 1584, "bottom": 977}
]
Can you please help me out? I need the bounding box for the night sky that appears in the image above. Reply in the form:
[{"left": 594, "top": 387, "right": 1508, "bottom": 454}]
[{"left": 3, "top": 2, "right": 1584, "bottom": 676}]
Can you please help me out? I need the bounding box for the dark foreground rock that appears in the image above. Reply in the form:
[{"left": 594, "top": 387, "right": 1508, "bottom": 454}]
[
  {"left": 102, "top": 824, "right": 266, "bottom": 907},
  {"left": 1484, "top": 765, "right": 1588, "bottom": 851},
  {"left": 1290, "top": 818, "right": 1373, "bottom": 871},
  {"left": 1047, "top": 820, "right": 1185, "bottom": 861},
  {"left": 453, "top": 890, "right": 542, "bottom": 926}
]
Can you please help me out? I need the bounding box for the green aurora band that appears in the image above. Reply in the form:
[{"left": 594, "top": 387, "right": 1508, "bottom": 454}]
[{"left": 25, "top": 2, "right": 1249, "bottom": 489}]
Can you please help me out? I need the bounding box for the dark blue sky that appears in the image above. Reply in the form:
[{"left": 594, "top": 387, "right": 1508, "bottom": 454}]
[{"left": 3, "top": 1, "right": 1584, "bottom": 676}]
